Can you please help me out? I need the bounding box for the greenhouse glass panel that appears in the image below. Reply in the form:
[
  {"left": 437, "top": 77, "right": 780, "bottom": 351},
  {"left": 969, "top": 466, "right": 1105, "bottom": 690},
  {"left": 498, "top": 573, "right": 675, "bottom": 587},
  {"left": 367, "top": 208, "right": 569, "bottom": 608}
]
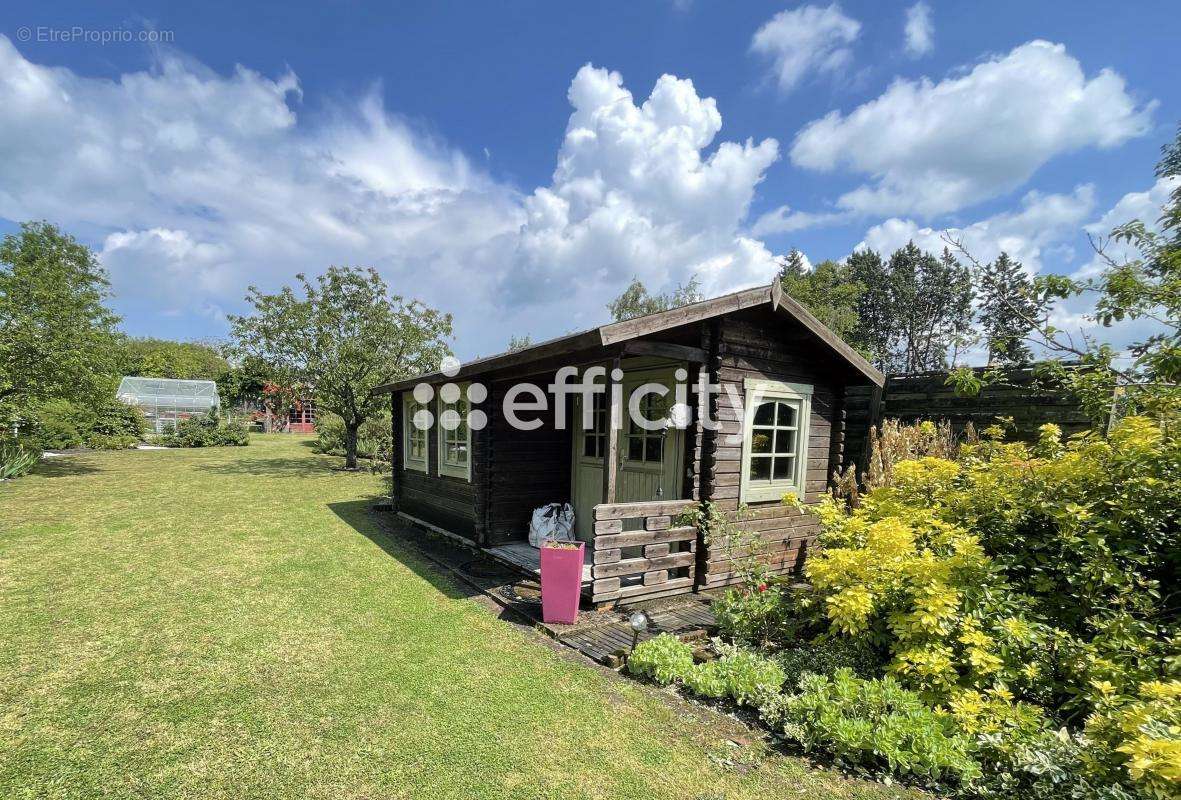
[{"left": 116, "top": 377, "right": 220, "bottom": 433}]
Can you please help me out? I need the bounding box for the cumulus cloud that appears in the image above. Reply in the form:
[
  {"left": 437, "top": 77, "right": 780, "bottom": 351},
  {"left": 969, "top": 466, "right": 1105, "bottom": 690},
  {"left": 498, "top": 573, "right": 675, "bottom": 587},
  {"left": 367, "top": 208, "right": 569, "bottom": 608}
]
[
  {"left": 750, "top": 205, "right": 850, "bottom": 236},
  {"left": 903, "top": 2, "right": 934, "bottom": 57},
  {"left": 750, "top": 3, "right": 861, "bottom": 94},
  {"left": 0, "top": 38, "right": 782, "bottom": 354},
  {"left": 506, "top": 65, "right": 781, "bottom": 310},
  {"left": 1075, "top": 175, "right": 1181, "bottom": 278},
  {"left": 859, "top": 184, "right": 1097, "bottom": 274},
  {"left": 791, "top": 40, "right": 1154, "bottom": 217}
]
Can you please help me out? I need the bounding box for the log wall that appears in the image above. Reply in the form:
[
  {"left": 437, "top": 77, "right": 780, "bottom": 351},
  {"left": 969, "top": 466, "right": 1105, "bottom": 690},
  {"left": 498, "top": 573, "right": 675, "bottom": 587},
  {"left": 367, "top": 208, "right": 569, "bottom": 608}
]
[
  {"left": 845, "top": 365, "right": 1093, "bottom": 470},
  {"left": 698, "top": 306, "right": 871, "bottom": 589}
]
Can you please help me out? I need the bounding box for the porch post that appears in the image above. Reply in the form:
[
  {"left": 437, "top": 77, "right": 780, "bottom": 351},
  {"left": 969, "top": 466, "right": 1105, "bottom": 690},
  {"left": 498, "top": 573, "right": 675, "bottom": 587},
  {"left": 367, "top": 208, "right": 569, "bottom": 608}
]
[{"left": 602, "top": 355, "right": 621, "bottom": 505}]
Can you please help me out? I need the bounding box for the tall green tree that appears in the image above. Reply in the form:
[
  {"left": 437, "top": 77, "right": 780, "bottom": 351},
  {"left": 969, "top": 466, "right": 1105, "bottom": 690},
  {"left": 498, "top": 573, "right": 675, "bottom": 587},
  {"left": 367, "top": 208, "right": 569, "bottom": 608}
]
[
  {"left": 978, "top": 252, "right": 1037, "bottom": 364},
  {"left": 0, "top": 222, "right": 121, "bottom": 422},
  {"left": 607, "top": 276, "right": 702, "bottom": 321},
  {"left": 777, "top": 250, "right": 864, "bottom": 344},
  {"left": 229, "top": 266, "right": 452, "bottom": 468},
  {"left": 120, "top": 337, "right": 230, "bottom": 381},
  {"left": 848, "top": 249, "right": 894, "bottom": 366},
  {"left": 847, "top": 243, "right": 974, "bottom": 373}
]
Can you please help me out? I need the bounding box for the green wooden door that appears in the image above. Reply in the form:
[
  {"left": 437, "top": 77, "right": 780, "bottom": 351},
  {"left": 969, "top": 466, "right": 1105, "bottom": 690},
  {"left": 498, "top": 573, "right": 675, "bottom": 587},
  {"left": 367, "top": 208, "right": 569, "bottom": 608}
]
[{"left": 571, "top": 366, "right": 684, "bottom": 541}]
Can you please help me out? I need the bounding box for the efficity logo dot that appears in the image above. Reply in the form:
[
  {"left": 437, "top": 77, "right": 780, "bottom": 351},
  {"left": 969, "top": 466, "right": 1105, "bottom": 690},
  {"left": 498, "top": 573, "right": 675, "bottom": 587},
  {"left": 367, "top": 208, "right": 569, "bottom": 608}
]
[{"left": 411, "top": 356, "right": 487, "bottom": 431}]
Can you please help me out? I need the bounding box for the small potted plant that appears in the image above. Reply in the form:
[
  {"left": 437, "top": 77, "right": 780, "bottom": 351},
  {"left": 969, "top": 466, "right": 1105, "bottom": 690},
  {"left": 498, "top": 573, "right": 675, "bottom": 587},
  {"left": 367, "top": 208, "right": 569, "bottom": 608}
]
[{"left": 540, "top": 538, "right": 584, "bottom": 624}]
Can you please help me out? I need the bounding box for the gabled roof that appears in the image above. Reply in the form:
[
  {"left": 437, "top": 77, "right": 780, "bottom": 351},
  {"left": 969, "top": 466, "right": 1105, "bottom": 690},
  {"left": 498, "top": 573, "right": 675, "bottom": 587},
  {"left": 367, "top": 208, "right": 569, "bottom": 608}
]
[{"left": 372, "top": 283, "right": 884, "bottom": 394}]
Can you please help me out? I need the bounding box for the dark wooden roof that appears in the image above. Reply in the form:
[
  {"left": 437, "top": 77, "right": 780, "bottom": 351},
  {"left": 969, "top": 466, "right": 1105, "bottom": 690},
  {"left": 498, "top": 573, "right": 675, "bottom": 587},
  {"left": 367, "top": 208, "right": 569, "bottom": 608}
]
[{"left": 372, "top": 283, "right": 884, "bottom": 394}]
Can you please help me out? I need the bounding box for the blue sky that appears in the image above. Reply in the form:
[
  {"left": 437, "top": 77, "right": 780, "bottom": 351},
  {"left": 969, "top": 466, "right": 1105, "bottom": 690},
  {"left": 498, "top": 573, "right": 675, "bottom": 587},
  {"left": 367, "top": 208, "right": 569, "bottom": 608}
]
[{"left": 2, "top": 1, "right": 1178, "bottom": 359}]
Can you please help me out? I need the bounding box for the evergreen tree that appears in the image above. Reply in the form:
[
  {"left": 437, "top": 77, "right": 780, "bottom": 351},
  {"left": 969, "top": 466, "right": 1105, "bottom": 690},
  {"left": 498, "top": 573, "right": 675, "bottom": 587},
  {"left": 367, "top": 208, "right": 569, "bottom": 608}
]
[
  {"left": 979, "top": 252, "right": 1036, "bottom": 364},
  {"left": 778, "top": 253, "right": 864, "bottom": 345},
  {"left": 848, "top": 248, "right": 894, "bottom": 369},
  {"left": 777, "top": 248, "right": 808, "bottom": 280}
]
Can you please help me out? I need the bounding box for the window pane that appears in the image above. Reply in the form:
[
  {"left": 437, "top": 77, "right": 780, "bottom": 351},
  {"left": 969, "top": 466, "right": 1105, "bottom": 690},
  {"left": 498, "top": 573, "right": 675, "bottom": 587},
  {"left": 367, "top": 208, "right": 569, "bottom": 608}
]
[
  {"left": 751, "top": 430, "right": 773, "bottom": 454},
  {"left": 583, "top": 435, "right": 597, "bottom": 458},
  {"left": 773, "top": 455, "right": 795, "bottom": 480},
  {"left": 749, "top": 456, "right": 772, "bottom": 481},
  {"left": 777, "top": 402, "right": 797, "bottom": 427},
  {"left": 774, "top": 429, "right": 796, "bottom": 455},
  {"left": 753, "top": 401, "right": 775, "bottom": 426},
  {"left": 628, "top": 437, "right": 644, "bottom": 461},
  {"left": 644, "top": 436, "right": 661, "bottom": 462}
]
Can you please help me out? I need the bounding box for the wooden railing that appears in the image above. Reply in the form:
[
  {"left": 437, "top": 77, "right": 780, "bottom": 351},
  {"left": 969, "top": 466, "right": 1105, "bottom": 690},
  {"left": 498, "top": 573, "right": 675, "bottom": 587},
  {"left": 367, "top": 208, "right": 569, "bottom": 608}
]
[{"left": 590, "top": 499, "right": 698, "bottom": 605}]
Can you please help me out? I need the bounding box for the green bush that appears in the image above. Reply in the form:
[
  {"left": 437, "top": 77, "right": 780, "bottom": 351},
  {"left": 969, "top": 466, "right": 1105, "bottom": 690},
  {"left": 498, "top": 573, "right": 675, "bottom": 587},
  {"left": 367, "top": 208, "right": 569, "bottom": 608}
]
[
  {"left": 0, "top": 439, "right": 39, "bottom": 478},
  {"left": 84, "top": 434, "right": 139, "bottom": 450},
  {"left": 160, "top": 411, "right": 249, "bottom": 448},
  {"left": 775, "top": 637, "right": 883, "bottom": 685},
  {"left": 25, "top": 398, "right": 147, "bottom": 450},
  {"left": 312, "top": 409, "right": 391, "bottom": 461},
  {"left": 712, "top": 582, "right": 819, "bottom": 648},
  {"left": 760, "top": 669, "right": 981, "bottom": 786},
  {"left": 89, "top": 400, "right": 147, "bottom": 441},
  {"left": 29, "top": 399, "right": 89, "bottom": 450},
  {"left": 626, "top": 634, "right": 694, "bottom": 685},
  {"left": 682, "top": 644, "right": 785, "bottom": 706}
]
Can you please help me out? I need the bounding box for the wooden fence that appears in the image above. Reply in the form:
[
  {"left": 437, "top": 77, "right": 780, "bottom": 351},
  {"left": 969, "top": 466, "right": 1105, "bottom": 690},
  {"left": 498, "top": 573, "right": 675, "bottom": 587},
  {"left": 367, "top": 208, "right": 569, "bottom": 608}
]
[
  {"left": 590, "top": 500, "right": 697, "bottom": 605},
  {"left": 846, "top": 364, "right": 1093, "bottom": 470}
]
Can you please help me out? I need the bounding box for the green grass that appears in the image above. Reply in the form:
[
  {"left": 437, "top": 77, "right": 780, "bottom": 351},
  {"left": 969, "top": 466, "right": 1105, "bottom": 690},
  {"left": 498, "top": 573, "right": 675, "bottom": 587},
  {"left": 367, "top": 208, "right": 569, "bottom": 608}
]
[{"left": 0, "top": 435, "right": 914, "bottom": 800}]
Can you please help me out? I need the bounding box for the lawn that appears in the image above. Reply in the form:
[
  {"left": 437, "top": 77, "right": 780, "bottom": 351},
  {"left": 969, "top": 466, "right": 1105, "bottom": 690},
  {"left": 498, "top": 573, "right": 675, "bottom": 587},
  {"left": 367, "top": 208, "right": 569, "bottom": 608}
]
[{"left": 0, "top": 435, "right": 913, "bottom": 800}]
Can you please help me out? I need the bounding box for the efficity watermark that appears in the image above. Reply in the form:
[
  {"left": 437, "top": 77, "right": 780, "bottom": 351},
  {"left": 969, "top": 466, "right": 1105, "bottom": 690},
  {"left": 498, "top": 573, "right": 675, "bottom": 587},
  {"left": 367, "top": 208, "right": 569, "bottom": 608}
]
[
  {"left": 15, "top": 26, "right": 175, "bottom": 45},
  {"left": 411, "top": 356, "right": 751, "bottom": 445}
]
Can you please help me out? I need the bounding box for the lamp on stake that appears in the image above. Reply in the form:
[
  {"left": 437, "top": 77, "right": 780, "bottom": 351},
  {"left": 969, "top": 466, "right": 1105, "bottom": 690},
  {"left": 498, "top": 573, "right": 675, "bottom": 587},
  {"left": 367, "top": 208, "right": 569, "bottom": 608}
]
[{"left": 629, "top": 610, "right": 650, "bottom": 651}]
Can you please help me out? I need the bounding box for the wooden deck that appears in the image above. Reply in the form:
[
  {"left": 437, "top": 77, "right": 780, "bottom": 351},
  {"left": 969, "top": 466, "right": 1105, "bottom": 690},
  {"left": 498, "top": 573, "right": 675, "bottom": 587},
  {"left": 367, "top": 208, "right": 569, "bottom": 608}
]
[
  {"left": 558, "top": 600, "right": 716, "bottom": 666},
  {"left": 484, "top": 541, "right": 593, "bottom": 586}
]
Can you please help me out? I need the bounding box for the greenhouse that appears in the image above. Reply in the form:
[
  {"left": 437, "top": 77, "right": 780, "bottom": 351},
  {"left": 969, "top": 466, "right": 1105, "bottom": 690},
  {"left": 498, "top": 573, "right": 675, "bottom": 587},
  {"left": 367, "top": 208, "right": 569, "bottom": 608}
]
[{"left": 116, "top": 377, "right": 220, "bottom": 433}]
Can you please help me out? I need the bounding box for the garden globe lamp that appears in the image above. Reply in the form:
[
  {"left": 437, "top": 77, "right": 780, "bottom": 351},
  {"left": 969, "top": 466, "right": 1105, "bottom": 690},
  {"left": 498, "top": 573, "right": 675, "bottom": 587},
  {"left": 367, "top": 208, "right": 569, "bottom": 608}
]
[{"left": 629, "top": 610, "right": 650, "bottom": 651}]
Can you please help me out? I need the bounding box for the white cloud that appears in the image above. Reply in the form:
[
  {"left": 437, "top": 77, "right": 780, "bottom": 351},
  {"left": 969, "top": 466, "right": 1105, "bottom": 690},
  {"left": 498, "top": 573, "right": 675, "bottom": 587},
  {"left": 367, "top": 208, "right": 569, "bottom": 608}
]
[
  {"left": 750, "top": 4, "right": 861, "bottom": 94},
  {"left": 0, "top": 38, "right": 782, "bottom": 355},
  {"left": 859, "top": 184, "right": 1097, "bottom": 274},
  {"left": 903, "top": 2, "right": 934, "bottom": 57},
  {"left": 791, "top": 40, "right": 1154, "bottom": 217},
  {"left": 750, "top": 205, "right": 850, "bottom": 236},
  {"left": 1075, "top": 175, "right": 1180, "bottom": 278},
  {"left": 506, "top": 65, "right": 781, "bottom": 311}
]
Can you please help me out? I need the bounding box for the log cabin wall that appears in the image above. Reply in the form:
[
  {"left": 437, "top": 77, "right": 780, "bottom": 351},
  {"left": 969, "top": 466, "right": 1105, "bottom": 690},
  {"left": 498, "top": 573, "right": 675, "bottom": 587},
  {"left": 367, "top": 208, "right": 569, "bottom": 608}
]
[
  {"left": 698, "top": 306, "right": 849, "bottom": 590},
  {"left": 484, "top": 370, "right": 573, "bottom": 546},
  {"left": 392, "top": 386, "right": 482, "bottom": 542}
]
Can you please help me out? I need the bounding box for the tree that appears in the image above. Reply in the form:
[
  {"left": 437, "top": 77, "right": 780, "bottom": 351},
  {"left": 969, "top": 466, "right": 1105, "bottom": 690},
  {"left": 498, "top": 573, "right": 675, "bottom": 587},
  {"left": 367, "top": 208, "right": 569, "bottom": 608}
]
[
  {"left": 778, "top": 253, "right": 864, "bottom": 344},
  {"left": 0, "top": 222, "right": 121, "bottom": 423},
  {"left": 848, "top": 249, "right": 894, "bottom": 367},
  {"left": 846, "top": 243, "right": 974, "bottom": 373},
  {"left": 607, "top": 276, "right": 703, "bottom": 321},
  {"left": 946, "top": 123, "right": 1181, "bottom": 421},
  {"left": 120, "top": 337, "right": 230, "bottom": 381},
  {"left": 229, "top": 266, "right": 453, "bottom": 468},
  {"left": 889, "top": 244, "right": 974, "bottom": 372},
  {"left": 507, "top": 334, "right": 533, "bottom": 352},
  {"left": 978, "top": 252, "right": 1036, "bottom": 364}
]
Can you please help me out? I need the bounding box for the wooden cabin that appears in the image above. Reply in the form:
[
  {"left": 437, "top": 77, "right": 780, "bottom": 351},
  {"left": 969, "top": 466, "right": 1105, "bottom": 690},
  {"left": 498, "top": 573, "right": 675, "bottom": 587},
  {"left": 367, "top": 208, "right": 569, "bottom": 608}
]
[{"left": 373, "top": 283, "right": 884, "bottom": 606}]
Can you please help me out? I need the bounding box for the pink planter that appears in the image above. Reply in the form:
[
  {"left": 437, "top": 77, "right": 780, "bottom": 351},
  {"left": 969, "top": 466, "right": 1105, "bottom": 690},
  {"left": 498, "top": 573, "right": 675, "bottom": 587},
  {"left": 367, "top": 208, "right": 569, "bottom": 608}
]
[{"left": 540, "top": 540, "right": 585, "bottom": 624}]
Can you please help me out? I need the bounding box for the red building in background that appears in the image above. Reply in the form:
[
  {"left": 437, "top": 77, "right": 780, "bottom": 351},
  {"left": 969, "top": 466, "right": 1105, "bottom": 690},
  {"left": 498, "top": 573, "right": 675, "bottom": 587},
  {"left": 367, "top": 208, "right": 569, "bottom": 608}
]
[{"left": 287, "top": 400, "right": 316, "bottom": 434}]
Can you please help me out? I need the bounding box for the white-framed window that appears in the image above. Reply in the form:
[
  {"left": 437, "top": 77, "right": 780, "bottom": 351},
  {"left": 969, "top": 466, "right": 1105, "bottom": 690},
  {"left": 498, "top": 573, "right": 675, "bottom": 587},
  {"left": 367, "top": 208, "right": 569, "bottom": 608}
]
[
  {"left": 739, "top": 379, "right": 812, "bottom": 503},
  {"left": 437, "top": 388, "right": 471, "bottom": 481},
  {"left": 403, "top": 394, "right": 428, "bottom": 473}
]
